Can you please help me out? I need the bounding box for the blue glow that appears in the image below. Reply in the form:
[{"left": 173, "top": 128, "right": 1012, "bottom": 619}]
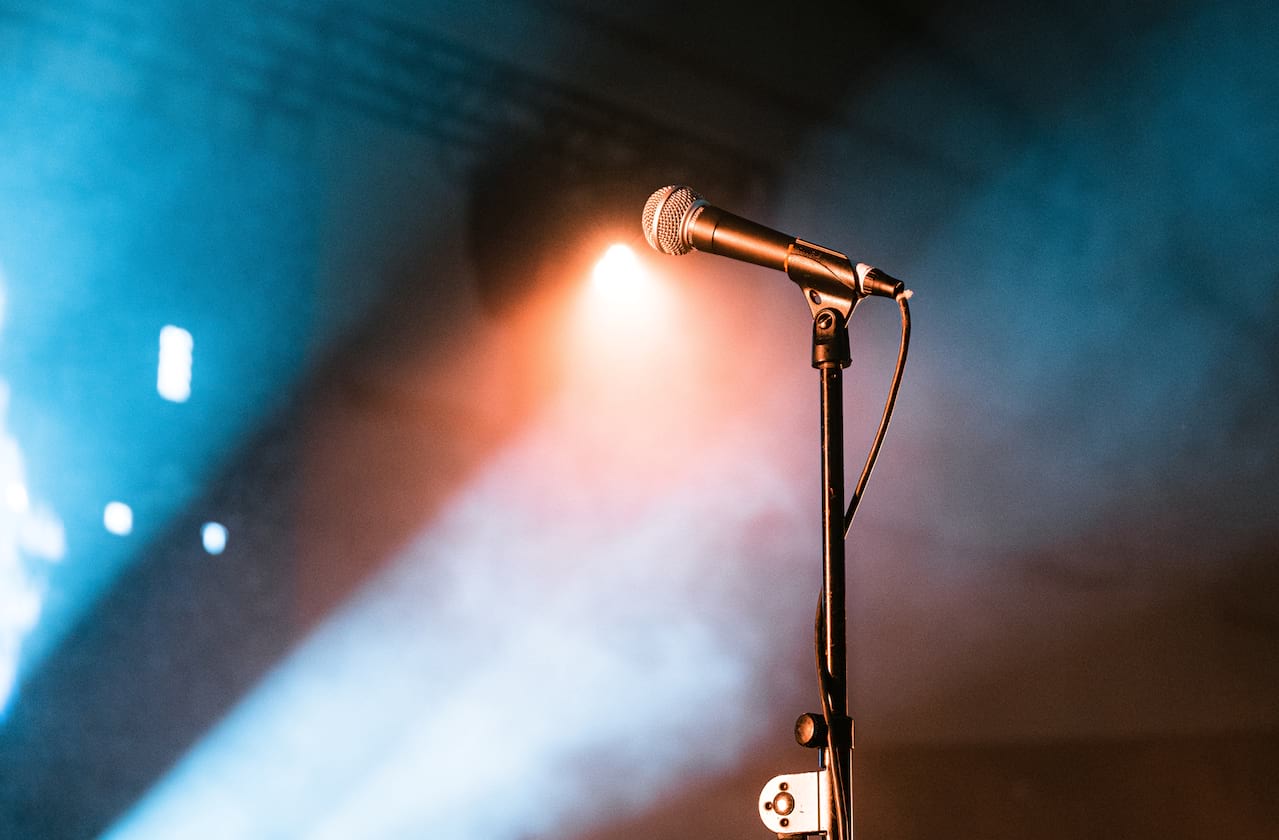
[{"left": 0, "top": 0, "right": 321, "bottom": 696}]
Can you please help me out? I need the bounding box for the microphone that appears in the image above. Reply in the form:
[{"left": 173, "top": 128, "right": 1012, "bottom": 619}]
[{"left": 641, "top": 185, "right": 903, "bottom": 301}]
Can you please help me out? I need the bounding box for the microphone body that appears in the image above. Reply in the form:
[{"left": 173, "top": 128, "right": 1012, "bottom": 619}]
[
  {"left": 642, "top": 185, "right": 903, "bottom": 303},
  {"left": 686, "top": 204, "right": 794, "bottom": 272}
]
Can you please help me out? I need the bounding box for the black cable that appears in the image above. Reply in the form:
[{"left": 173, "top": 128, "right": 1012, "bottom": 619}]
[
  {"left": 814, "top": 289, "right": 912, "bottom": 838},
  {"left": 844, "top": 290, "right": 912, "bottom": 536}
]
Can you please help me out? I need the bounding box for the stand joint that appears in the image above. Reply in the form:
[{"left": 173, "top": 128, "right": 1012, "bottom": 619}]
[{"left": 811, "top": 308, "right": 851, "bottom": 370}]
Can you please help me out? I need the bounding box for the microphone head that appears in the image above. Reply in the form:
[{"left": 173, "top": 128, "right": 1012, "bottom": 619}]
[{"left": 642, "top": 185, "right": 704, "bottom": 256}]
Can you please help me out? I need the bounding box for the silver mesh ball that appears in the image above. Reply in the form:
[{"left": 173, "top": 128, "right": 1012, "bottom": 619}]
[{"left": 642, "top": 185, "right": 702, "bottom": 255}]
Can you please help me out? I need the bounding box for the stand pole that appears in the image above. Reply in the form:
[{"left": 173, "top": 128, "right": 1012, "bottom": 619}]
[{"left": 814, "top": 307, "right": 852, "bottom": 840}]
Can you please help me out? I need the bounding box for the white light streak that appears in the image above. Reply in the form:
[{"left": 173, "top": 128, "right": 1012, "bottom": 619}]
[{"left": 0, "top": 272, "right": 67, "bottom": 712}]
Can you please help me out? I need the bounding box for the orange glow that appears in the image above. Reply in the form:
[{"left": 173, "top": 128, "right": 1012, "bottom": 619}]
[
  {"left": 571, "top": 243, "right": 678, "bottom": 357},
  {"left": 573, "top": 243, "right": 676, "bottom": 340}
]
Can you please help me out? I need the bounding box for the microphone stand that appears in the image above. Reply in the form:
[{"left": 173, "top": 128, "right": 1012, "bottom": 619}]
[
  {"left": 639, "top": 186, "right": 908, "bottom": 839},
  {"left": 761, "top": 267, "right": 864, "bottom": 840},
  {"left": 814, "top": 305, "right": 853, "bottom": 840},
  {"left": 760, "top": 271, "right": 908, "bottom": 839}
]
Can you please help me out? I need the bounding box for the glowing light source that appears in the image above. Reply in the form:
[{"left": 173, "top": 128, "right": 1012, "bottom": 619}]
[
  {"left": 578, "top": 242, "right": 671, "bottom": 327},
  {"left": 104, "top": 501, "right": 133, "bottom": 536},
  {"left": 201, "top": 522, "right": 228, "bottom": 555},
  {"left": 590, "top": 243, "right": 643, "bottom": 292},
  {"left": 560, "top": 239, "right": 696, "bottom": 428},
  {"left": 157, "top": 325, "right": 194, "bottom": 403}
]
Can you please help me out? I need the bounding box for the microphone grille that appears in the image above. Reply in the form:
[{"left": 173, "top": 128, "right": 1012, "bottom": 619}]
[{"left": 642, "top": 185, "right": 703, "bottom": 255}]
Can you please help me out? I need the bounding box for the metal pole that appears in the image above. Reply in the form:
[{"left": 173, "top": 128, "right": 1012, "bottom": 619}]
[{"left": 814, "top": 308, "right": 852, "bottom": 839}]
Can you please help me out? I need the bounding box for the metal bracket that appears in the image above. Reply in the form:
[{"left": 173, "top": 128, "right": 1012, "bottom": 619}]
[{"left": 759, "top": 769, "right": 831, "bottom": 837}]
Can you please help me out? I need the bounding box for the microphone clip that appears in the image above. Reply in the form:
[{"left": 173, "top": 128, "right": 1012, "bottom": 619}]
[
  {"left": 812, "top": 307, "right": 851, "bottom": 370},
  {"left": 786, "top": 239, "right": 861, "bottom": 321}
]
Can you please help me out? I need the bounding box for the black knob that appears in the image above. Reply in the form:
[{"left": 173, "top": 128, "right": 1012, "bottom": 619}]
[{"left": 794, "top": 712, "right": 828, "bottom": 748}]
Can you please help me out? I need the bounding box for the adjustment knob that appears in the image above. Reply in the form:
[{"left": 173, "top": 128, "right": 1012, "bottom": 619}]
[{"left": 794, "top": 712, "right": 828, "bottom": 749}]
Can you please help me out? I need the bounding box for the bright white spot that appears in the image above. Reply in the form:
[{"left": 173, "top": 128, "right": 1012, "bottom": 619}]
[
  {"left": 591, "top": 243, "right": 643, "bottom": 292},
  {"left": 581, "top": 243, "right": 669, "bottom": 323},
  {"left": 201, "top": 522, "right": 227, "bottom": 555},
  {"left": 104, "top": 501, "right": 133, "bottom": 536},
  {"left": 6, "top": 481, "right": 28, "bottom": 513},
  {"left": 157, "top": 325, "right": 194, "bottom": 403},
  {"left": 576, "top": 243, "right": 672, "bottom": 341}
]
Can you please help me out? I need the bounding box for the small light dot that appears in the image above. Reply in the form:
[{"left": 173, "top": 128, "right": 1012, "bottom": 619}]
[
  {"left": 104, "top": 501, "right": 133, "bottom": 536},
  {"left": 201, "top": 522, "right": 228, "bottom": 555}
]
